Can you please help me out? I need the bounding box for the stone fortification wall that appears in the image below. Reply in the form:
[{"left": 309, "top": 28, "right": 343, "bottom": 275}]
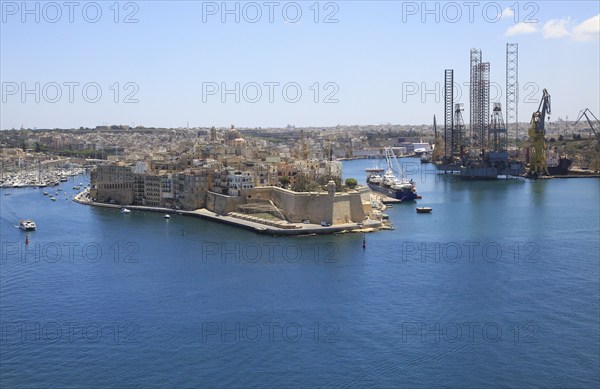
[
  {"left": 250, "top": 187, "right": 364, "bottom": 225},
  {"left": 206, "top": 191, "right": 242, "bottom": 215}
]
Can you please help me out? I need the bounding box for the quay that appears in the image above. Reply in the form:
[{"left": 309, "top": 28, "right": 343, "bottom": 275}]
[
  {"left": 543, "top": 170, "right": 600, "bottom": 179},
  {"left": 73, "top": 189, "right": 383, "bottom": 236}
]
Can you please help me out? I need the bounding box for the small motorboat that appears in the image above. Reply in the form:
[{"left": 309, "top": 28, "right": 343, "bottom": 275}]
[
  {"left": 50, "top": 196, "right": 56, "bottom": 201},
  {"left": 164, "top": 214, "right": 170, "bottom": 219},
  {"left": 121, "top": 208, "right": 131, "bottom": 214},
  {"left": 19, "top": 219, "right": 36, "bottom": 231},
  {"left": 416, "top": 207, "right": 432, "bottom": 214}
]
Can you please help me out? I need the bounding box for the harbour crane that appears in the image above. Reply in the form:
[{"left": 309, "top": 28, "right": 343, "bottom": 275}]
[
  {"left": 528, "top": 88, "right": 551, "bottom": 175},
  {"left": 573, "top": 108, "right": 600, "bottom": 140}
]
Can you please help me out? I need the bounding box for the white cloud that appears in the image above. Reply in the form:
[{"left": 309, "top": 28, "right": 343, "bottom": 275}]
[
  {"left": 501, "top": 8, "right": 514, "bottom": 20},
  {"left": 572, "top": 14, "right": 600, "bottom": 41},
  {"left": 542, "top": 18, "right": 571, "bottom": 39},
  {"left": 505, "top": 22, "right": 537, "bottom": 37},
  {"left": 504, "top": 14, "right": 599, "bottom": 42}
]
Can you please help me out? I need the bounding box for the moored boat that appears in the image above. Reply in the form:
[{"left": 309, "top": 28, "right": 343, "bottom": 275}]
[
  {"left": 416, "top": 207, "right": 432, "bottom": 213},
  {"left": 366, "top": 148, "right": 417, "bottom": 202}
]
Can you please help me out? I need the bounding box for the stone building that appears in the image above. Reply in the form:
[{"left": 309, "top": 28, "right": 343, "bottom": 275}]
[
  {"left": 92, "top": 163, "right": 216, "bottom": 209},
  {"left": 90, "top": 163, "right": 135, "bottom": 204},
  {"left": 142, "top": 174, "right": 161, "bottom": 206},
  {"left": 228, "top": 171, "right": 254, "bottom": 196},
  {"left": 176, "top": 168, "right": 215, "bottom": 210}
]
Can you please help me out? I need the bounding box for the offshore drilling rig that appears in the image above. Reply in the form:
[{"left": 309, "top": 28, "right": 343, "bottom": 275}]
[
  {"left": 438, "top": 45, "right": 525, "bottom": 179},
  {"left": 436, "top": 44, "right": 597, "bottom": 178}
]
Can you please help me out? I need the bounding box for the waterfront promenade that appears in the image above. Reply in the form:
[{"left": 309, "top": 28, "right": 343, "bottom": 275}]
[{"left": 73, "top": 189, "right": 383, "bottom": 236}]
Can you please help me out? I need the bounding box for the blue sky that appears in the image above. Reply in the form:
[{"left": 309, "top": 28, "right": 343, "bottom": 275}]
[{"left": 1, "top": 0, "right": 599, "bottom": 129}]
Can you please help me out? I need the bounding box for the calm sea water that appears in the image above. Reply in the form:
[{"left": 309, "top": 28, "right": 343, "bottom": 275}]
[{"left": 1, "top": 159, "right": 599, "bottom": 388}]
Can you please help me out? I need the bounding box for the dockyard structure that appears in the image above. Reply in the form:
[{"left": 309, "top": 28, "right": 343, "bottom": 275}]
[
  {"left": 506, "top": 43, "right": 519, "bottom": 147},
  {"left": 470, "top": 49, "right": 491, "bottom": 155},
  {"left": 489, "top": 103, "right": 508, "bottom": 154},
  {"left": 444, "top": 69, "right": 454, "bottom": 158},
  {"left": 436, "top": 46, "right": 525, "bottom": 179}
]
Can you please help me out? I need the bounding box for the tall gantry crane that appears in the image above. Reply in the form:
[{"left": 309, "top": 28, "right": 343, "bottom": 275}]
[
  {"left": 528, "top": 88, "right": 551, "bottom": 175},
  {"left": 573, "top": 108, "right": 600, "bottom": 140}
]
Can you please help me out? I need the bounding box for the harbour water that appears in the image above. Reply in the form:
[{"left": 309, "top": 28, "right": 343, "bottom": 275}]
[{"left": 1, "top": 159, "right": 599, "bottom": 387}]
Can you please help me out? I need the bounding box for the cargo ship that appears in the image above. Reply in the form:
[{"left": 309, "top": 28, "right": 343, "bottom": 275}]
[{"left": 366, "top": 148, "right": 417, "bottom": 201}]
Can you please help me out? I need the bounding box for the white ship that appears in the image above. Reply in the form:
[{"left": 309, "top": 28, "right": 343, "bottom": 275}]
[{"left": 19, "top": 219, "right": 36, "bottom": 231}]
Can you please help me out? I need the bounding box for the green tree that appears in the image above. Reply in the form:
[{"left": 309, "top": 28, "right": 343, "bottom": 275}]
[
  {"left": 279, "top": 176, "right": 290, "bottom": 187},
  {"left": 292, "top": 175, "right": 309, "bottom": 192},
  {"left": 316, "top": 175, "right": 342, "bottom": 190},
  {"left": 293, "top": 174, "right": 321, "bottom": 192},
  {"left": 345, "top": 178, "right": 358, "bottom": 189}
]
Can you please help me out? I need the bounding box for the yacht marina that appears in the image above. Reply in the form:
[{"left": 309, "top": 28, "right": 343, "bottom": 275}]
[{"left": 0, "top": 165, "right": 87, "bottom": 188}]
